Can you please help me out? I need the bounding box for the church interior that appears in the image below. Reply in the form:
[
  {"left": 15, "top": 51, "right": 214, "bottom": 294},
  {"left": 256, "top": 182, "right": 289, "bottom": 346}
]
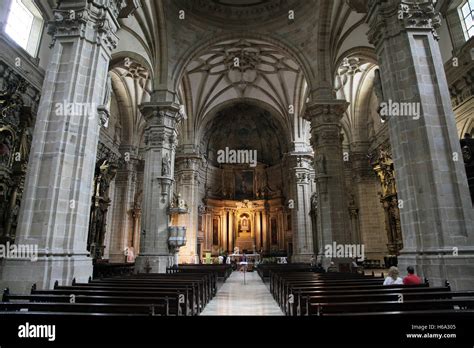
[{"left": 0, "top": 0, "right": 473, "bottom": 345}]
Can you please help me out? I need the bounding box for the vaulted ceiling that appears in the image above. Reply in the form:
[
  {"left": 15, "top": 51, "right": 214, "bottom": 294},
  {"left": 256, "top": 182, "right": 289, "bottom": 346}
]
[
  {"left": 97, "top": 0, "right": 376, "bottom": 150},
  {"left": 181, "top": 38, "right": 307, "bottom": 132}
]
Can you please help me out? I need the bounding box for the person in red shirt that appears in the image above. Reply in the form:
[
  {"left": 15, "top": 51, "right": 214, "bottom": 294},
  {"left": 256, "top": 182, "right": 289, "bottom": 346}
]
[{"left": 403, "top": 266, "right": 422, "bottom": 285}]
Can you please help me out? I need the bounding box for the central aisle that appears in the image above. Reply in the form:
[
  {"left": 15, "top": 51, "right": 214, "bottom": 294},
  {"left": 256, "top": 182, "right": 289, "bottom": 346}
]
[{"left": 200, "top": 271, "right": 284, "bottom": 316}]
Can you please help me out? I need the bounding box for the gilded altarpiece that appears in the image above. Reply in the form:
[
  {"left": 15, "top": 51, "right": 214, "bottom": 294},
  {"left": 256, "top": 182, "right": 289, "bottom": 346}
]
[
  {"left": 202, "top": 198, "right": 288, "bottom": 255},
  {"left": 0, "top": 60, "right": 40, "bottom": 244},
  {"left": 370, "top": 147, "right": 403, "bottom": 255}
]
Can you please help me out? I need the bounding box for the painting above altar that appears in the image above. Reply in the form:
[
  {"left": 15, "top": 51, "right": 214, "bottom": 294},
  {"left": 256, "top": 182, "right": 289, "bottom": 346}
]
[{"left": 235, "top": 171, "right": 254, "bottom": 200}]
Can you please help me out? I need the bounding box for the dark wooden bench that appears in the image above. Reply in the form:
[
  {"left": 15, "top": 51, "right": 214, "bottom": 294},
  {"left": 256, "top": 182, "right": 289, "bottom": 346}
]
[
  {"left": 167, "top": 264, "right": 232, "bottom": 280},
  {"left": 289, "top": 285, "right": 446, "bottom": 315},
  {"left": 0, "top": 301, "right": 166, "bottom": 316},
  {"left": 66, "top": 278, "right": 205, "bottom": 313},
  {"left": 307, "top": 297, "right": 474, "bottom": 316},
  {"left": 30, "top": 284, "right": 192, "bottom": 315},
  {"left": 2, "top": 290, "right": 181, "bottom": 316}
]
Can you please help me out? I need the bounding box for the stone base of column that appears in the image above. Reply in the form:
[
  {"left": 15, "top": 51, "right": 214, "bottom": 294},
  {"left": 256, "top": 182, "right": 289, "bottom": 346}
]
[
  {"left": 398, "top": 249, "right": 474, "bottom": 290},
  {"left": 134, "top": 254, "right": 174, "bottom": 274},
  {"left": 291, "top": 254, "right": 313, "bottom": 263},
  {"left": 0, "top": 255, "right": 93, "bottom": 294}
]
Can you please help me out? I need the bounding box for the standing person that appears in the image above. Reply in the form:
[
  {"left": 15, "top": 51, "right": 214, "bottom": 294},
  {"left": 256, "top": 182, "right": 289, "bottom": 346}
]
[
  {"left": 403, "top": 266, "right": 422, "bottom": 285},
  {"left": 383, "top": 266, "right": 403, "bottom": 285},
  {"left": 239, "top": 254, "right": 248, "bottom": 272},
  {"left": 310, "top": 255, "right": 317, "bottom": 267}
]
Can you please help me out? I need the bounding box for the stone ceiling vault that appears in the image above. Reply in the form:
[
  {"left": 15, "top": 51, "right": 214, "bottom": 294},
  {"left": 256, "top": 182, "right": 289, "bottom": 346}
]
[{"left": 179, "top": 38, "right": 309, "bottom": 148}]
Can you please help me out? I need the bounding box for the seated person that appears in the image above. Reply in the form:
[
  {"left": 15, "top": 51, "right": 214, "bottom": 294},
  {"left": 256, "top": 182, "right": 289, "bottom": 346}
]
[
  {"left": 314, "top": 263, "right": 326, "bottom": 273},
  {"left": 383, "top": 266, "right": 403, "bottom": 285},
  {"left": 327, "top": 261, "right": 338, "bottom": 272},
  {"left": 403, "top": 266, "right": 422, "bottom": 285}
]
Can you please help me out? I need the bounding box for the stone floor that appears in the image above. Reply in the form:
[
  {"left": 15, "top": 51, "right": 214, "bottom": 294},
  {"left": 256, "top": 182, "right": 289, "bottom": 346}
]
[{"left": 200, "top": 271, "right": 283, "bottom": 316}]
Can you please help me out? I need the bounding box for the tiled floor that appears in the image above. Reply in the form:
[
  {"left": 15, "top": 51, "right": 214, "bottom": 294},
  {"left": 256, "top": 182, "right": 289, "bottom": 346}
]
[{"left": 200, "top": 271, "right": 284, "bottom": 316}]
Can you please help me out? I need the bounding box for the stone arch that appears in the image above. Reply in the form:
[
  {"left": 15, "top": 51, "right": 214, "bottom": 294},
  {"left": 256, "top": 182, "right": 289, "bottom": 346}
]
[
  {"left": 334, "top": 47, "right": 380, "bottom": 145},
  {"left": 107, "top": 53, "right": 152, "bottom": 148}
]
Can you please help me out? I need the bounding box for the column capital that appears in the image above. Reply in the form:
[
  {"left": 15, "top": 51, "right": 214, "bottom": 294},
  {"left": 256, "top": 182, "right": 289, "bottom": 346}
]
[
  {"left": 175, "top": 154, "right": 204, "bottom": 172},
  {"left": 367, "top": 0, "right": 442, "bottom": 47},
  {"left": 47, "top": 0, "right": 130, "bottom": 53},
  {"left": 140, "top": 102, "right": 183, "bottom": 127},
  {"left": 304, "top": 99, "right": 349, "bottom": 124}
]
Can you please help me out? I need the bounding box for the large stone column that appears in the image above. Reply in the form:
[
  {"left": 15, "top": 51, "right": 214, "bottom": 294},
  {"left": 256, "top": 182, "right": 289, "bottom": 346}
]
[
  {"left": 304, "top": 100, "right": 351, "bottom": 267},
  {"left": 0, "top": 0, "right": 128, "bottom": 293},
  {"left": 174, "top": 153, "right": 201, "bottom": 263},
  {"left": 108, "top": 145, "right": 139, "bottom": 263},
  {"left": 134, "top": 102, "right": 181, "bottom": 273},
  {"left": 351, "top": 144, "right": 388, "bottom": 261},
  {"left": 367, "top": 0, "right": 474, "bottom": 289},
  {"left": 286, "top": 153, "right": 314, "bottom": 262}
]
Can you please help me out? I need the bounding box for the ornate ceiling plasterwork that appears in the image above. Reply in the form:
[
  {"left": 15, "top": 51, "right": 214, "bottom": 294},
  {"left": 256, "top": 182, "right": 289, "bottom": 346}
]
[{"left": 184, "top": 38, "right": 307, "bottom": 128}]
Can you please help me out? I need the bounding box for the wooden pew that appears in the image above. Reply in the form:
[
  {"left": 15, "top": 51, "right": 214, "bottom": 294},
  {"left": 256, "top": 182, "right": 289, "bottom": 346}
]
[
  {"left": 70, "top": 277, "right": 205, "bottom": 312},
  {"left": 167, "top": 264, "right": 232, "bottom": 281},
  {"left": 2, "top": 290, "right": 180, "bottom": 316},
  {"left": 307, "top": 297, "right": 474, "bottom": 316},
  {"left": 0, "top": 301, "right": 166, "bottom": 316},
  {"left": 30, "top": 284, "right": 192, "bottom": 316},
  {"left": 290, "top": 285, "right": 446, "bottom": 316}
]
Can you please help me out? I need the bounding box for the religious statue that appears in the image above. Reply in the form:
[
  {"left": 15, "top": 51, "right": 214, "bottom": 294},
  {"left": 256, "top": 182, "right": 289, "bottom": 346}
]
[
  {"left": 198, "top": 204, "right": 206, "bottom": 215},
  {"left": 177, "top": 193, "right": 187, "bottom": 210},
  {"left": 238, "top": 214, "right": 251, "bottom": 234},
  {"left": 162, "top": 153, "right": 171, "bottom": 176},
  {"left": 87, "top": 158, "right": 118, "bottom": 259},
  {"left": 241, "top": 216, "right": 249, "bottom": 232}
]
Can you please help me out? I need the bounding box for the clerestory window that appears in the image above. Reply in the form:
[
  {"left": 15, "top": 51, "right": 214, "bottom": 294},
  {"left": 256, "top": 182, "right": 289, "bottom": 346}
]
[
  {"left": 4, "top": 0, "right": 44, "bottom": 57},
  {"left": 459, "top": 0, "right": 474, "bottom": 40}
]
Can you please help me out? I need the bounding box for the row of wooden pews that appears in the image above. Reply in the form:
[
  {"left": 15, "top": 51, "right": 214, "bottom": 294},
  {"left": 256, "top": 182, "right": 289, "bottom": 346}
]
[
  {"left": 267, "top": 267, "right": 474, "bottom": 317},
  {"left": 257, "top": 263, "right": 313, "bottom": 279},
  {"left": 168, "top": 264, "right": 233, "bottom": 281},
  {"left": 1, "top": 267, "right": 223, "bottom": 319}
]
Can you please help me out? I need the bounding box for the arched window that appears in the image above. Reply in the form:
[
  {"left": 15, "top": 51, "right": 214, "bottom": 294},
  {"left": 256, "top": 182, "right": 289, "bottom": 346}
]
[
  {"left": 459, "top": 0, "right": 474, "bottom": 40},
  {"left": 4, "top": 0, "right": 44, "bottom": 57}
]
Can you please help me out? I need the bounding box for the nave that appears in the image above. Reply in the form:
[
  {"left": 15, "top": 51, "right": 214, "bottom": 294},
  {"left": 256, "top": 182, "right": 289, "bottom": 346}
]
[{"left": 201, "top": 271, "right": 283, "bottom": 316}]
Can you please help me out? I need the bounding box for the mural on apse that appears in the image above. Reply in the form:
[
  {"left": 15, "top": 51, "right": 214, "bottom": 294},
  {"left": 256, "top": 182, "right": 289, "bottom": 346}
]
[{"left": 235, "top": 171, "right": 254, "bottom": 199}]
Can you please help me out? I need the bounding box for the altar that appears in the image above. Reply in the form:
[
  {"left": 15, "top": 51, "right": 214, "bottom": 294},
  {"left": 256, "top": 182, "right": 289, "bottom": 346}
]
[
  {"left": 199, "top": 197, "right": 290, "bottom": 257},
  {"left": 228, "top": 253, "right": 261, "bottom": 271}
]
